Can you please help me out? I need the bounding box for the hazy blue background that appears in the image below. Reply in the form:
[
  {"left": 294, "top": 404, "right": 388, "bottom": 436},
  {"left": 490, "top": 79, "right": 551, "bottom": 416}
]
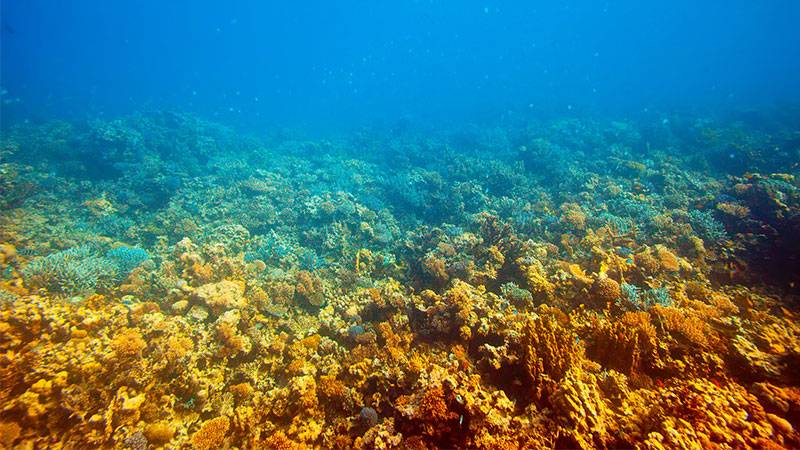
[{"left": 2, "top": 0, "right": 800, "bottom": 130}]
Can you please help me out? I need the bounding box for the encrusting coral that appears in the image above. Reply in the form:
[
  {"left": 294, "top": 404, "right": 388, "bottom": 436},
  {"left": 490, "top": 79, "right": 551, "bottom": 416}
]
[{"left": 0, "top": 111, "right": 799, "bottom": 448}]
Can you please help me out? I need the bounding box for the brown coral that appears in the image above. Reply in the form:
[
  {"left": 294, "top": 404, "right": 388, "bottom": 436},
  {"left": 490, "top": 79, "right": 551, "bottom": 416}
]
[
  {"left": 587, "top": 312, "right": 658, "bottom": 376},
  {"left": 634, "top": 251, "right": 660, "bottom": 275},
  {"left": 144, "top": 422, "right": 175, "bottom": 444},
  {"left": 654, "top": 245, "right": 680, "bottom": 273},
  {"left": 592, "top": 277, "right": 621, "bottom": 305},
  {"left": 295, "top": 270, "right": 325, "bottom": 307},
  {"left": 560, "top": 203, "right": 587, "bottom": 230}
]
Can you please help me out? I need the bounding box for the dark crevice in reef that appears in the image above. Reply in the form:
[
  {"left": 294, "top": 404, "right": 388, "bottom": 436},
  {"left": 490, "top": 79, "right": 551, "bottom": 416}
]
[{"left": 721, "top": 174, "right": 800, "bottom": 294}]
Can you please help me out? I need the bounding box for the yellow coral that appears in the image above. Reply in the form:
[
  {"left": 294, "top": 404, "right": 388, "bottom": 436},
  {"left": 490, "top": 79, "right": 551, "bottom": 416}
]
[
  {"left": 520, "top": 315, "right": 583, "bottom": 401},
  {"left": 144, "top": 422, "right": 175, "bottom": 444},
  {"left": 195, "top": 279, "right": 246, "bottom": 314},
  {"left": 551, "top": 368, "right": 609, "bottom": 449},
  {"left": 523, "top": 259, "right": 555, "bottom": 298},
  {"left": 716, "top": 202, "right": 750, "bottom": 218},
  {"left": 0, "top": 243, "right": 17, "bottom": 265}
]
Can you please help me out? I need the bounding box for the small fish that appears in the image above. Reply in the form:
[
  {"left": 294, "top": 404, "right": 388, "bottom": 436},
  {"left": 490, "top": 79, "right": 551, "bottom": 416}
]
[{"left": 2, "top": 23, "right": 15, "bottom": 35}]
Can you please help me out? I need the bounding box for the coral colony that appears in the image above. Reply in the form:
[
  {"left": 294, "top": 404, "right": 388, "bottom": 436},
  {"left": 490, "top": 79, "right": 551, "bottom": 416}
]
[{"left": 1, "top": 111, "right": 799, "bottom": 448}]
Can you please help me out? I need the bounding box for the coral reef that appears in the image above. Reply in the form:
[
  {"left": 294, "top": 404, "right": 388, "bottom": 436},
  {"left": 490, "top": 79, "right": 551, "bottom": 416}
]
[{"left": 1, "top": 111, "right": 799, "bottom": 448}]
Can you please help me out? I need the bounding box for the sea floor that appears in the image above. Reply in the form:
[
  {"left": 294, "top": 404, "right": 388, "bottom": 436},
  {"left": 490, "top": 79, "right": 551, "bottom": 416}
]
[{"left": 1, "top": 111, "right": 799, "bottom": 449}]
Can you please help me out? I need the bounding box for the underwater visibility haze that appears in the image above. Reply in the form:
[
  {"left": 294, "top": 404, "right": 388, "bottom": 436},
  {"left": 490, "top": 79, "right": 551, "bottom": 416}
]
[{"left": 1, "top": 1, "right": 800, "bottom": 448}]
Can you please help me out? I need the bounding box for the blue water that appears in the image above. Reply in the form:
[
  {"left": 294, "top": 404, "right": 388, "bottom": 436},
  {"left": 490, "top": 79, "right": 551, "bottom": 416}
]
[{"left": 3, "top": 1, "right": 800, "bottom": 130}]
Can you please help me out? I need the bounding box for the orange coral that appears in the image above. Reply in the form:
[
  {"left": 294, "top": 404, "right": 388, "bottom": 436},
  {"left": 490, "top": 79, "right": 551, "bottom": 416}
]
[
  {"left": 417, "top": 386, "right": 454, "bottom": 423},
  {"left": 634, "top": 378, "right": 789, "bottom": 449},
  {"left": 317, "top": 375, "right": 348, "bottom": 404},
  {"left": 396, "top": 384, "right": 460, "bottom": 445},
  {"left": 163, "top": 334, "right": 193, "bottom": 363},
  {"left": 110, "top": 327, "right": 146, "bottom": 358},
  {"left": 262, "top": 431, "right": 304, "bottom": 450},
  {"left": 0, "top": 421, "right": 21, "bottom": 448},
  {"left": 191, "top": 416, "right": 230, "bottom": 450},
  {"left": 652, "top": 305, "right": 716, "bottom": 349}
]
